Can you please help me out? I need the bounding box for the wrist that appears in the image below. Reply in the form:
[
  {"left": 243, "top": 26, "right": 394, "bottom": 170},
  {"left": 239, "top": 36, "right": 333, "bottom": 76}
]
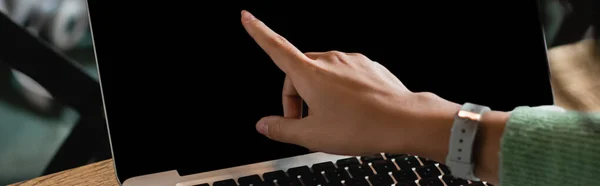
[
  {"left": 473, "top": 110, "right": 510, "bottom": 183},
  {"left": 398, "top": 94, "right": 510, "bottom": 184},
  {"left": 400, "top": 92, "right": 460, "bottom": 162}
]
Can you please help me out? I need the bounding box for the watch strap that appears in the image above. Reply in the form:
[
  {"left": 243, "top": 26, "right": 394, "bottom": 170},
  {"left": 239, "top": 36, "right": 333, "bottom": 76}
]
[{"left": 445, "top": 102, "right": 490, "bottom": 181}]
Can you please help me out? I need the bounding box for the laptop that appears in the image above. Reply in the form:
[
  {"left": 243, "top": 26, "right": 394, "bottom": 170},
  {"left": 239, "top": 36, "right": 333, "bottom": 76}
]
[{"left": 86, "top": 1, "right": 554, "bottom": 186}]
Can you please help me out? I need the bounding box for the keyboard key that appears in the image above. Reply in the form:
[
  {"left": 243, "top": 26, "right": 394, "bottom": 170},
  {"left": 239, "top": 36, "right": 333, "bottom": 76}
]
[
  {"left": 291, "top": 175, "right": 318, "bottom": 186},
  {"left": 367, "top": 174, "right": 394, "bottom": 186},
  {"left": 313, "top": 167, "right": 343, "bottom": 185},
  {"left": 287, "top": 166, "right": 318, "bottom": 186},
  {"left": 392, "top": 156, "right": 421, "bottom": 170},
  {"left": 312, "top": 162, "right": 343, "bottom": 185},
  {"left": 312, "top": 162, "right": 337, "bottom": 172},
  {"left": 315, "top": 171, "right": 343, "bottom": 186},
  {"left": 437, "top": 163, "right": 452, "bottom": 175},
  {"left": 360, "top": 154, "right": 384, "bottom": 163},
  {"left": 418, "top": 158, "right": 451, "bottom": 176},
  {"left": 288, "top": 166, "right": 312, "bottom": 176},
  {"left": 441, "top": 175, "right": 468, "bottom": 186},
  {"left": 347, "top": 164, "right": 374, "bottom": 178},
  {"left": 238, "top": 175, "right": 265, "bottom": 186},
  {"left": 263, "top": 170, "right": 291, "bottom": 186},
  {"left": 343, "top": 177, "right": 370, "bottom": 186},
  {"left": 394, "top": 181, "right": 418, "bottom": 186},
  {"left": 336, "top": 157, "right": 360, "bottom": 167},
  {"left": 415, "top": 164, "right": 442, "bottom": 178},
  {"left": 214, "top": 179, "right": 238, "bottom": 186},
  {"left": 370, "top": 159, "right": 398, "bottom": 174},
  {"left": 337, "top": 166, "right": 354, "bottom": 181},
  {"left": 418, "top": 177, "right": 444, "bottom": 186},
  {"left": 391, "top": 170, "right": 418, "bottom": 183},
  {"left": 384, "top": 153, "right": 408, "bottom": 159},
  {"left": 419, "top": 158, "right": 438, "bottom": 166}
]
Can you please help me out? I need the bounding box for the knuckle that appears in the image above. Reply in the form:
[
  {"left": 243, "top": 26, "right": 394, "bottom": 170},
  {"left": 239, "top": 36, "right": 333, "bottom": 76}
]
[
  {"left": 326, "top": 50, "right": 345, "bottom": 58},
  {"left": 322, "top": 50, "right": 346, "bottom": 62}
]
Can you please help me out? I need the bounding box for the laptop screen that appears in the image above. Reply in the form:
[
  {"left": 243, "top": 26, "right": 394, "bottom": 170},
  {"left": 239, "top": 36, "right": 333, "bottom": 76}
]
[{"left": 87, "top": 1, "right": 553, "bottom": 182}]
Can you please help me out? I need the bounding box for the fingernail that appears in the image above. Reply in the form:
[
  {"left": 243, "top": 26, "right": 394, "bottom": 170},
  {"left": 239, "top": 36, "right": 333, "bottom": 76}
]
[
  {"left": 256, "top": 121, "right": 268, "bottom": 135},
  {"left": 241, "top": 10, "right": 256, "bottom": 23}
]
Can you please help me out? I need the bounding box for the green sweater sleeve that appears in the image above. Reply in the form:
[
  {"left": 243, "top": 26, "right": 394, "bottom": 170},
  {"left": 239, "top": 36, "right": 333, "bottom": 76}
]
[{"left": 500, "top": 106, "right": 600, "bottom": 185}]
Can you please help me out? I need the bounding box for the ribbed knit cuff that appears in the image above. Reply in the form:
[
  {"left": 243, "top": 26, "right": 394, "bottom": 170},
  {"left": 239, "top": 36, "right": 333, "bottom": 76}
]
[{"left": 499, "top": 106, "right": 600, "bottom": 185}]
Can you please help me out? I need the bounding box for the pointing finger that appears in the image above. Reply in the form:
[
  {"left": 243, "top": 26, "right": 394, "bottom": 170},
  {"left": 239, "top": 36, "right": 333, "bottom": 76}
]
[{"left": 241, "top": 10, "right": 311, "bottom": 73}]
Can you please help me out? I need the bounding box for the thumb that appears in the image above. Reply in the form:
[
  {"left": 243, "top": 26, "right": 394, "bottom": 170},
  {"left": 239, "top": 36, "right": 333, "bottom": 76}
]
[{"left": 256, "top": 116, "right": 305, "bottom": 144}]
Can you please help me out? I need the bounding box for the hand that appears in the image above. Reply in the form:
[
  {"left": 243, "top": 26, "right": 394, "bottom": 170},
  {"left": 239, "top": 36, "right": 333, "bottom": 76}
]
[{"left": 241, "top": 10, "right": 461, "bottom": 156}]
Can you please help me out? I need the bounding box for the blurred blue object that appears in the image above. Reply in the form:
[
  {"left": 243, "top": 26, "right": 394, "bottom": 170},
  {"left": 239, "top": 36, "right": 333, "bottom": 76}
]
[{"left": 0, "top": 0, "right": 90, "bottom": 50}]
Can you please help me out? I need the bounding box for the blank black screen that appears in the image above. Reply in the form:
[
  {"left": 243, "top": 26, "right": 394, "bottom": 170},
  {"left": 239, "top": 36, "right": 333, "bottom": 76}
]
[{"left": 87, "top": 1, "right": 553, "bottom": 182}]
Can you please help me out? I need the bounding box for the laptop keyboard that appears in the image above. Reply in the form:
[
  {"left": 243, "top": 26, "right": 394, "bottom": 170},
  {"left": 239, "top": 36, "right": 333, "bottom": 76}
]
[{"left": 193, "top": 153, "right": 493, "bottom": 186}]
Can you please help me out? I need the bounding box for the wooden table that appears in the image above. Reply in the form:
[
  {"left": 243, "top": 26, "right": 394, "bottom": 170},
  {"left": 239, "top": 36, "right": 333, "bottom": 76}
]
[
  {"left": 9, "top": 160, "right": 118, "bottom": 186},
  {"left": 10, "top": 39, "right": 600, "bottom": 186}
]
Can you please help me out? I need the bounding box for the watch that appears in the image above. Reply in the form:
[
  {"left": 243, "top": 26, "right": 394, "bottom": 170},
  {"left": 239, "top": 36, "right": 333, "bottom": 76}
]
[{"left": 445, "top": 102, "right": 490, "bottom": 181}]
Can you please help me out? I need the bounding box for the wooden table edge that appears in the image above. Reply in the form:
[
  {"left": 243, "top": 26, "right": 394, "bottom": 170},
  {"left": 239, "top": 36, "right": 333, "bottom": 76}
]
[{"left": 9, "top": 159, "right": 119, "bottom": 186}]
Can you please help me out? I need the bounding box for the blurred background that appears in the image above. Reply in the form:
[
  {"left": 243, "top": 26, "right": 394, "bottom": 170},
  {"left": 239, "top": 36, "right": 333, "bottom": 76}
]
[
  {"left": 0, "top": 0, "right": 599, "bottom": 185},
  {"left": 0, "top": 0, "right": 103, "bottom": 185}
]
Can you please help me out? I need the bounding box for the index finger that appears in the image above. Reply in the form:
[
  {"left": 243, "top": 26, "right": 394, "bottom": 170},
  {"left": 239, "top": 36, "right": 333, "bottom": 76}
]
[{"left": 241, "top": 10, "right": 310, "bottom": 73}]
